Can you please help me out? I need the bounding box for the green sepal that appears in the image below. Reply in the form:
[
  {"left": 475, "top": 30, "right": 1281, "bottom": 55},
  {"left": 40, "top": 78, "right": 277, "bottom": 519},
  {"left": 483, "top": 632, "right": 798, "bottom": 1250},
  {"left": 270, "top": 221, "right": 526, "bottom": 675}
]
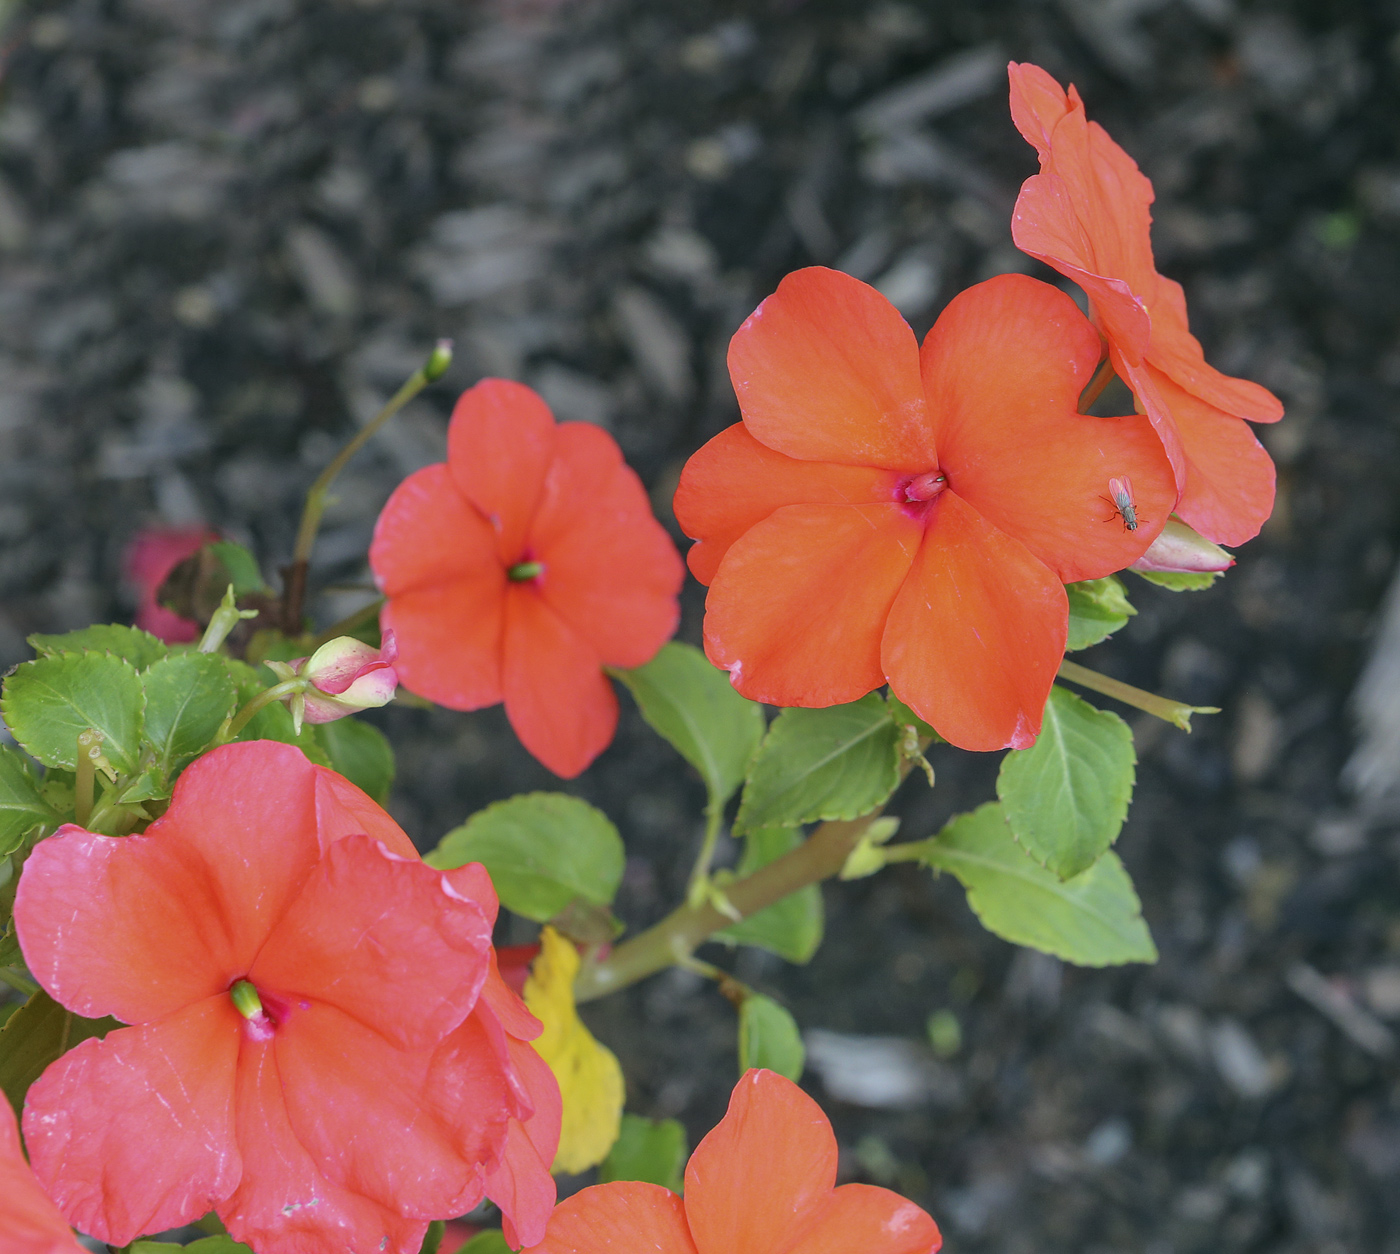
[
  {"left": 736, "top": 695, "right": 902, "bottom": 834},
  {"left": 918, "top": 802, "right": 1156, "bottom": 966},
  {"left": 426, "top": 793, "right": 625, "bottom": 923},
  {"left": 1065, "top": 575, "right": 1135, "bottom": 650},
  {"left": 599, "top": 1113, "right": 689, "bottom": 1193},
  {"left": 996, "top": 685, "right": 1135, "bottom": 879},
  {"left": 1132, "top": 568, "right": 1221, "bottom": 591},
  {"left": 718, "top": 826, "right": 823, "bottom": 963}
]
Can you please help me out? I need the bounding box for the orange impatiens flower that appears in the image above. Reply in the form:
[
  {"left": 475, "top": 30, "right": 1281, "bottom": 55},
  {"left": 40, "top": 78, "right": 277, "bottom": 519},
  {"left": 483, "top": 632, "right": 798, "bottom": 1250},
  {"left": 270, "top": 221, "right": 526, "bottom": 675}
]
[
  {"left": 0, "top": 1096, "right": 83, "bottom": 1254},
  {"left": 1008, "top": 60, "right": 1283, "bottom": 546},
  {"left": 14, "top": 740, "right": 561, "bottom": 1254},
  {"left": 370, "top": 378, "right": 684, "bottom": 778},
  {"left": 526, "top": 1068, "right": 941, "bottom": 1254},
  {"left": 675, "top": 267, "right": 1174, "bottom": 751}
]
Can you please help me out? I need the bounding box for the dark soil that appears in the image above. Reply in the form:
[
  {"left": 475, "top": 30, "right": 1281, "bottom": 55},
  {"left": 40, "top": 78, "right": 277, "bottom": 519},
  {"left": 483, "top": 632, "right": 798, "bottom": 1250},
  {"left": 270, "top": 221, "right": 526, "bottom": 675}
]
[{"left": 1, "top": 1, "right": 1399, "bottom": 1251}]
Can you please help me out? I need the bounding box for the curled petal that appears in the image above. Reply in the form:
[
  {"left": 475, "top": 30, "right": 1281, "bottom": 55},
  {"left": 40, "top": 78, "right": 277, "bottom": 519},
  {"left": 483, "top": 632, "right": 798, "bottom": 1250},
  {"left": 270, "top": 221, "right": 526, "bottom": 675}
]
[
  {"left": 728, "top": 268, "right": 934, "bottom": 470},
  {"left": 703, "top": 504, "right": 922, "bottom": 709},
  {"left": 882, "top": 493, "right": 1066, "bottom": 752},
  {"left": 250, "top": 836, "right": 493, "bottom": 1052},
  {"left": 23, "top": 999, "right": 241, "bottom": 1247}
]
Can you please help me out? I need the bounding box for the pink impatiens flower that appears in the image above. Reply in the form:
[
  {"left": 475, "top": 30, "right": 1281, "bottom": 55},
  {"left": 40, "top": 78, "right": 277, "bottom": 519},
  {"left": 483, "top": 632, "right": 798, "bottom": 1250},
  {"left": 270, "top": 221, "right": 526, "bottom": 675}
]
[{"left": 14, "top": 740, "right": 560, "bottom": 1254}]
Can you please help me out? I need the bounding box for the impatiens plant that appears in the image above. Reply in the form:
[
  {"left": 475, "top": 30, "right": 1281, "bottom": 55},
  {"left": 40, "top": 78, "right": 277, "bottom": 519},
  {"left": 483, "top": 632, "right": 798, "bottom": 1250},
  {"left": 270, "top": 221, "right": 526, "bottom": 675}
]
[{"left": 0, "top": 62, "right": 1278, "bottom": 1253}]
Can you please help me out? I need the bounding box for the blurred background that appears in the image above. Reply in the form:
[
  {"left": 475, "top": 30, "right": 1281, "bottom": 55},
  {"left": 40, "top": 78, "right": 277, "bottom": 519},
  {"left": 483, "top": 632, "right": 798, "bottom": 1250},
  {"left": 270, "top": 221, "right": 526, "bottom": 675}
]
[{"left": 0, "top": 0, "right": 1398, "bottom": 1250}]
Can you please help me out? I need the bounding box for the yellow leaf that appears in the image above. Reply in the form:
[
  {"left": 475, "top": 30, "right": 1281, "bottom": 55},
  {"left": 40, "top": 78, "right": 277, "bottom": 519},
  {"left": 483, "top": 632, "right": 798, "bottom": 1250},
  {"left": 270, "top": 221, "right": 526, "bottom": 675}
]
[{"left": 523, "top": 927, "right": 625, "bottom": 1174}]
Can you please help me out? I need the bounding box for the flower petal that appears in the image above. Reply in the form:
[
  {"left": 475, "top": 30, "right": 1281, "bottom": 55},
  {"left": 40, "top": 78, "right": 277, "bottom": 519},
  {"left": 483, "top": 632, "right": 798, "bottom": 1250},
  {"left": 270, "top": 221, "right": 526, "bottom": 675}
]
[
  {"left": 275, "top": 1002, "right": 486, "bottom": 1217},
  {"left": 502, "top": 588, "right": 617, "bottom": 778},
  {"left": 0, "top": 1090, "right": 84, "bottom": 1254},
  {"left": 480, "top": 1037, "right": 560, "bottom": 1248},
  {"left": 527, "top": 422, "right": 683, "bottom": 668},
  {"left": 882, "top": 492, "right": 1066, "bottom": 752},
  {"left": 782, "top": 1185, "right": 942, "bottom": 1254},
  {"left": 221, "top": 1039, "right": 428, "bottom": 1254},
  {"left": 448, "top": 378, "right": 558, "bottom": 564},
  {"left": 674, "top": 423, "right": 902, "bottom": 585},
  {"left": 370, "top": 464, "right": 499, "bottom": 597},
  {"left": 17, "top": 742, "right": 323, "bottom": 1022},
  {"left": 727, "top": 267, "right": 934, "bottom": 470},
  {"left": 382, "top": 576, "right": 506, "bottom": 712},
  {"left": 312, "top": 763, "right": 419, "bottom": 859},
  {"left": 685, "top": 1070, "right": 836, "bottom": 1254},
  {"left": 480, "top": 950, "right": 545, "bottom": 1041},
  {"left": 703, "top": 504, "right": 921, "bottom": 708},
  {"left": 920, "top": 274, "right": 1175, "bottom": 582},
  {"left": 250, "top": 836, "right": 492, "bottom": 1052},
  {"left": 524, "top": 1182, "right": 695, "bottom": 1254},
  {"left": 23, "top": 998, "right": 240, "bottom": 1247},
  {"left": 1147, "top": 274, "right": 1284, "bottom": 422},
  {"left": 1144, "top": 363, "right": 1276, "bottom": 546}
]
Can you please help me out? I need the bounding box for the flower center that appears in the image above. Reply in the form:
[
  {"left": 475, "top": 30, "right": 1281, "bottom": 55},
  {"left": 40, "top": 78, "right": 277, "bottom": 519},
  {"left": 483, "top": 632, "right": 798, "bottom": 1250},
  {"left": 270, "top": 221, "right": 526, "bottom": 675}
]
[
  {"left": 508, "top": 560, "right": 544, "bottom": 582},
  {"left": 229, "top": 979, "right": 293, "bottom": 1041},
  {"left": 903, "top": 470, "right": 947, "bottom": 503},
  {"left": 230, "top": 979, "right": 264, "bottom": 1019}
]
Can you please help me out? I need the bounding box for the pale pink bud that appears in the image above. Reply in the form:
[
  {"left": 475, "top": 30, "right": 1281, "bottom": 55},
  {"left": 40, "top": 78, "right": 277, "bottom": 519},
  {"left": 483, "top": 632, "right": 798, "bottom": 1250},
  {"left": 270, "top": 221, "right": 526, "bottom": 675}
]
[
  {"left": 1130, "top": 519, "right": 1234, "bottom": 574},
  {"left": 293, "top": 631, "right": 399, "bottom": 723}
]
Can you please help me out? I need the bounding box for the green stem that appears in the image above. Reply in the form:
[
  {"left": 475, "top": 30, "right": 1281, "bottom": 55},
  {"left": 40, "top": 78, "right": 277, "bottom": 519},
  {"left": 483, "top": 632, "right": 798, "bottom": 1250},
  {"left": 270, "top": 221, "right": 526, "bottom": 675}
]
[
  {"left": 574, "top": 814, "right": 877, "bottom": 1003},
  {"left": 685, "top": 803, "right": 725, "bottom": 908},
  {"left": 74, "top": 730, "right": 98, "bottom": 827},
  {"left": 224, "top": 679, "right": 306, "bottom": 740},
  {"left": 1057, "top": 658, "right": 1216, "bottom": 731},
  {"left": 0, "top": 965, "right": 38, "bottom": 996},
  {"left": 1079, "top": 356, "right": 1116, "bottom": 411},
  {"left": 292, "top": 349, "right": 448, "bottom": 569},
  {"left": 310, "top": 596, "right": 386, "bottom": 649}
]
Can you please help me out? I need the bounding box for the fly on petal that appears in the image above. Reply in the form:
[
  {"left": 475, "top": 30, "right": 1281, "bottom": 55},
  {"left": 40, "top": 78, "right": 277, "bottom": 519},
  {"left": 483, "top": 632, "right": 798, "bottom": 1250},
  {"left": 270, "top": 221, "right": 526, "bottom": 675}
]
[{"left": 1106, "top": 476, "right": 1139, "bottom": 531}]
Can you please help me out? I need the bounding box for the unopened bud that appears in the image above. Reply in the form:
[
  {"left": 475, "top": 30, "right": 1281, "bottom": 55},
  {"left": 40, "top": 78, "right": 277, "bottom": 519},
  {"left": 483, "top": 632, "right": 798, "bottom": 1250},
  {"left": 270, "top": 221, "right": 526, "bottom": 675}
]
[
  {"left": 267, "top": 631, "right": 399, "bottom": 731},
  {"left": 423, "top": 338, "right": 454, "bottom": 383},
  {"left": 1131, "top": 519, "right": 1233, "bottom": 574}
]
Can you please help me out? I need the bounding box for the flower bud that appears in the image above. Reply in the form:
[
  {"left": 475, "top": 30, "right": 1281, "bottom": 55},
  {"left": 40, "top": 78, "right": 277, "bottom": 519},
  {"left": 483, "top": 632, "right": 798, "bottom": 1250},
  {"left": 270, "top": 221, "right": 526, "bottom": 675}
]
[
  {"left": 1130, "top": 519, "right": 1233, "bottom": 574},
  {"left": 267, "top": 631, "right": 399, "bottom": 732}
]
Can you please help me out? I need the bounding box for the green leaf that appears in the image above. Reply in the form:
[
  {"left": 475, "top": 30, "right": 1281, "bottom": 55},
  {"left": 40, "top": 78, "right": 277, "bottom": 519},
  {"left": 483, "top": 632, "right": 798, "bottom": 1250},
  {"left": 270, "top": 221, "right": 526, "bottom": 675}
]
[
  {"left": 996, "top": 686, "right": 1135, "bottom": 879},
  {"left": 418, "top": 1220, "right": 446, "bottom": 1254},
  {"left": 918, "top": 803, "right": 1156, "bottom": 966},
  {"left": 312, "top": 718, "right": 396, "bottom": 805},
  {"left": 0, "top": 745, "right": 60, "bottom": 855},
  {"left": 27, "top": 623, "right": 169, "bottom": 671},
  {"left": 614, "top": 642, "right": 765, "bottom": 812},
  {"left": 718, "top": 826, "right": 823, "bottom": 963},
  {"left": 1132, "top": 568, "right": 1221, "bottom": 591},
  {"left": 887, "top": 692, "right": 937, "bottom": 740},
  {"left": 736, "top": 695, "right": 902, "bottom": 833},
  {"left": 425, "top": 793, "right": 625, "bottom": 922},
  {"left": 460, "top": 1235, "right": 512, "bottom": 1254},
  {"left": 117, "top": 767, "right": 170, "bottom": 805},
  {"left": 223, "top": 660, "right": 330, "bottom": 766},
  {"left": 1066, "top": 575, "right": 1136, "bottom": 651},
  {"left": 1, "top": 652, "right": 145, "bottom": 773},
  {"left": 738, "top": 994, "right": 805, "bottom": 1081},
  {"left": 142, "top": 653, "right": 238, "bottom": 779},
  {"left": 0, "top": 990, "right": 120, "bottom": 1114},
  {"left": 131, "top": 1239, "right": 255, "bottom": 1254},
  {"left": 599, "top": 1113, "right": 689, "bottom": 1192},
  {"left": 209, "top": 540, "right": 271, "bottom": 595}
]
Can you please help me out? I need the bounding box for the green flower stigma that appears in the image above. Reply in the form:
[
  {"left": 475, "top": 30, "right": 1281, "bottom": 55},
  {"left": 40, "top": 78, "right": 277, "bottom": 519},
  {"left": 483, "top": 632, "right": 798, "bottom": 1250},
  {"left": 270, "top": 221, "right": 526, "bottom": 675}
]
[
  {"left": 508, "top": 561, "right": 544, "bottom": 582},
  {"left": 230, "top": 979, "right": 264, "bottom": 1020}
]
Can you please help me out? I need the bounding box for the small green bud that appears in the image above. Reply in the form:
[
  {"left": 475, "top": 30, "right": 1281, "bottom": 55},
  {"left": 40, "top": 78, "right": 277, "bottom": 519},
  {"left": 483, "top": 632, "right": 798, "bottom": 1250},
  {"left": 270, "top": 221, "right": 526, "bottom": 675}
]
[{"left": 423, "top": 338, "right": 454, "bottom": 383}]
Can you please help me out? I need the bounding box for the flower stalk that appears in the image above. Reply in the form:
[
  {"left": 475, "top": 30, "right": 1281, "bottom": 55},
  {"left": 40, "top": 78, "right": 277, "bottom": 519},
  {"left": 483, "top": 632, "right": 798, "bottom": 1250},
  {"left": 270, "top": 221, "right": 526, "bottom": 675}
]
[{"left": 1057, "top": 658, "right": 1217, "bottom": 731}]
